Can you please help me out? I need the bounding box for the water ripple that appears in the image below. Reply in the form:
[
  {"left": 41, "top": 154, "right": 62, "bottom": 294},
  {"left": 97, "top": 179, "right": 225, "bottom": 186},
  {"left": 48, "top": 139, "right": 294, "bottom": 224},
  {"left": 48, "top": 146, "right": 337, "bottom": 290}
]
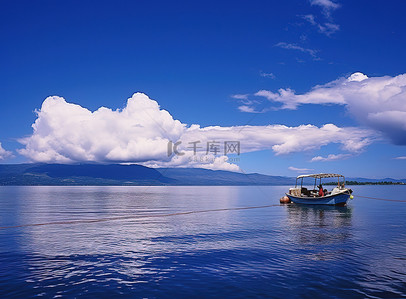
[{"left": 0, "top": 185, "right": 405, "bottom": 298}]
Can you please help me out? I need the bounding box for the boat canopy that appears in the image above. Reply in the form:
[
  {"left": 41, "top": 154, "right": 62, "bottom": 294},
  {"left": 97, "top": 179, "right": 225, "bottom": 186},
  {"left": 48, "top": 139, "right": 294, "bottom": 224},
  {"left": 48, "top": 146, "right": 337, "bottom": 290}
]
[
  {"left": 296, "top": 173, "right": 344, "bottom": 179},
  {"left": 294, "top": 173, "right": 346, "bottom": 189}
]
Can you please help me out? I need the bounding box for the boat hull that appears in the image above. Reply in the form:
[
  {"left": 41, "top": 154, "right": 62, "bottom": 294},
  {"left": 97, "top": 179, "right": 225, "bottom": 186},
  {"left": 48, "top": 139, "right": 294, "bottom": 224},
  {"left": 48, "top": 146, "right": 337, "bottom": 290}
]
[{"left": 286, "top": 192, "right": 350, "bottom": 206}]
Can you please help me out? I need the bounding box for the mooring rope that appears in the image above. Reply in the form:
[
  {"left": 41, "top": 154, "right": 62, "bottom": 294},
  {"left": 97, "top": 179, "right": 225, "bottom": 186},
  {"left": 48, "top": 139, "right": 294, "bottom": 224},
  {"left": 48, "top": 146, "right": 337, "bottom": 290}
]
[
  {"left": 355, "top": 195, "right": 406, "bottom": 203},
  {"left": 1, "top": 194, "right": 405, "bottom": 230},
  {"left": 0, "top": 204, "right": 281, "bottom": 230}
]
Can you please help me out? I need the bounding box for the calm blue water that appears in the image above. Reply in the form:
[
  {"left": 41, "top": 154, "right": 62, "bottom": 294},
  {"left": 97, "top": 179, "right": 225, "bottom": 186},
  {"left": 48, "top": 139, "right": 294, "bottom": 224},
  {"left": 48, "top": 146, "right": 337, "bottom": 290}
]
[{"left": 0, "top": 185, "right": 405, "bottom": 298}]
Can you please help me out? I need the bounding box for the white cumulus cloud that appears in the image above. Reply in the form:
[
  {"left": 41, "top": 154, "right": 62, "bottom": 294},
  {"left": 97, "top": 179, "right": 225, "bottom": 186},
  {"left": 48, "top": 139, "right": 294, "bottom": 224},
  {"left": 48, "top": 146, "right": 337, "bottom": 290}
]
[
  {"left": 18, "top": 93, "right": 376, "bottom": 170},
  {"left": 251, "top": 72, "right": 406, "bottom": 145},
  {"left": 181, "top": 123, "right": 374, "bottom": 155},
  {"left": 19, "top": 93, "right": 185, "bottom": 163},
  {"left": 0, "top": 142, "right": 13, "bottom": 160}
]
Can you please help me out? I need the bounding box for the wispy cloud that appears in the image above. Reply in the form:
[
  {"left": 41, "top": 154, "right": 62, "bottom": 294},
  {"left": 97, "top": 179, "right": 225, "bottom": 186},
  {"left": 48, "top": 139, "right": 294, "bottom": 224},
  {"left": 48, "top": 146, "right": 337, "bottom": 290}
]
[
  {"left": 394, "top": 156, "right": 406, "bottom": 160},
  {"left": 310, "top": 0, "right": 340, "bottom": 18},
  {"left": 311, "top": 153, "right": 352, "bottom": 162},
  {"left": 238, "top": 105, "right": 262, "bottom": 113},
  {"left": 302, "top": 14, "right": 317, "bottom": 25},
  {"left": 289, "top": 166, "right": 314, "bottom": 173},
  {"left": 233, "top": 95, "right": 265, "bottom": 113},
  {"left": 302, "top": 0, "right": 341, "bottom": 36},
  {"left": 231, "top": 94, "right": 249, "bottom": 100},
  {"left": 302, "top": 14, "right": 340, "bottom": 36},
  {"left": 275, "top": 42, "right": 319, "bottom": 58},
  {"left": 260, "top": 71, "right": 275, "bottom": 79}
]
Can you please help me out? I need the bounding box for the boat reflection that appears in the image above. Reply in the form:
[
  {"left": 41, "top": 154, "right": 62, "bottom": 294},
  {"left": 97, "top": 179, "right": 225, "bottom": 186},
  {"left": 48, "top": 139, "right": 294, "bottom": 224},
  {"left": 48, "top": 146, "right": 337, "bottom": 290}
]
[
  {"left": 284, "top": 204, "right": 353, "bottom": 261},
  {"left": 286, "top": 204, "right": 352, "bottom": 228}
]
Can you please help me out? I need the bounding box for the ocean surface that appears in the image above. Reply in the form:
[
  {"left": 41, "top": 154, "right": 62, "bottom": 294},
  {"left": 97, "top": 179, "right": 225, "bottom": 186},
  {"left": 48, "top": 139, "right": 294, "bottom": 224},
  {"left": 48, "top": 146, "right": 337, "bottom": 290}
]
[{"left": 0, "top": 185, "right": 405, "bottom": 298}]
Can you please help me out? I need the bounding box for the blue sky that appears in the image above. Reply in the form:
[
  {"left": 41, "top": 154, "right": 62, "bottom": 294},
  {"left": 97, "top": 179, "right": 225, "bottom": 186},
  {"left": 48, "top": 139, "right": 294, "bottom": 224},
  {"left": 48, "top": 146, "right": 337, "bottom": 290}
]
[{"left": 1, "top": 0, "right": 406, "bottom": 178}]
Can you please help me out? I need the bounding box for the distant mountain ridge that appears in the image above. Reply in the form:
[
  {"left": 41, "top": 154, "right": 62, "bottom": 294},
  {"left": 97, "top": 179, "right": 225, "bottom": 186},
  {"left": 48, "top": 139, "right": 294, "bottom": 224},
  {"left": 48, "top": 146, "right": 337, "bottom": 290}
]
[
  {"left": 0, "top": 163, "right": 173, "bottom": 185},
  {"left": 0, "top": 163, "right": 404, "bottom": 186},
  {"left": 157, "top": 168, "right": 295, "bottom": 185}
]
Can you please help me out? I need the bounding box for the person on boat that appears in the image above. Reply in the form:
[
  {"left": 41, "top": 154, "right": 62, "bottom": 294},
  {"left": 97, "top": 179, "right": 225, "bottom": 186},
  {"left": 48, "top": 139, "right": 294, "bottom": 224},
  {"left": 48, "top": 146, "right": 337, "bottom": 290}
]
[{"left": 318, "top": 184, "right": 324, "bottom": 197}]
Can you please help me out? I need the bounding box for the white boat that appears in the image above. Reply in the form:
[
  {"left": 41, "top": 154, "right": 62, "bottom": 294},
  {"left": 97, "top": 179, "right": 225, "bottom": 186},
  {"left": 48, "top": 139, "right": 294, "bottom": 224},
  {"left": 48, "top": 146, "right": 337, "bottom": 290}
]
[{"left": 286, "top": 173, "right": 353, "bottom": 206}]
